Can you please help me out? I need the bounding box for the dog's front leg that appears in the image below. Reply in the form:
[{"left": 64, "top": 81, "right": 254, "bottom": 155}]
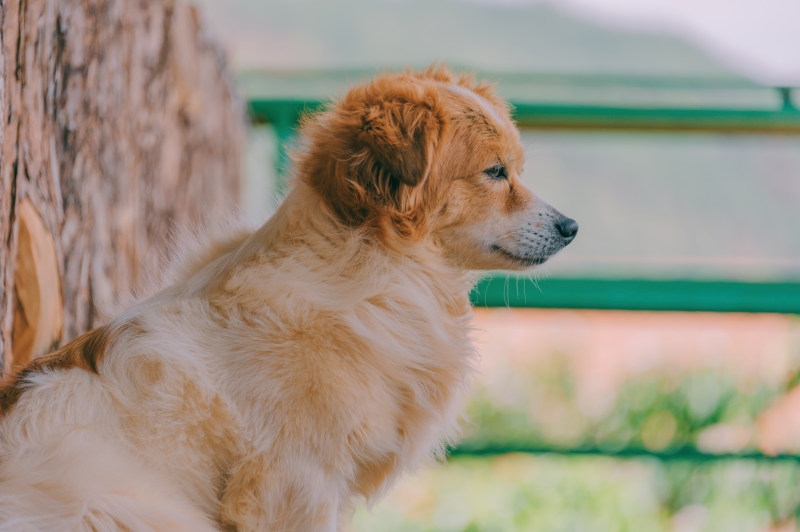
[{"left": 220, "top": 453, "right": 341, "bottom": 532}]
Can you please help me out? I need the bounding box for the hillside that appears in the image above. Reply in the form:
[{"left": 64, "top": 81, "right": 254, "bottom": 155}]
[{"left": 190, "top": 0, "right": 738, "bottom": 79}]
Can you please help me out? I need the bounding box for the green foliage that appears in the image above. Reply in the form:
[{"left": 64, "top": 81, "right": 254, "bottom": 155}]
[
  {"left": 462, "top": 361, "right": 785, "bottom": 454},
  {"left": 354, "top": 354, "right": 800, "bottom": 531},
  {"left": 354, "top": 455, "right": 800, "bottom": 531}
]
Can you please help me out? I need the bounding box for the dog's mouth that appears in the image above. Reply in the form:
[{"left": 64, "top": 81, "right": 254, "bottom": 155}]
[{"left": 490, "top": 245, "right": 549, "bottom": 267}]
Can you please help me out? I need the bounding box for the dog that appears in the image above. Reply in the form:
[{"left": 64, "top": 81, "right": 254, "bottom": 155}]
[{"left": 0, "top": 66, "right": 577, "bottom": 531}]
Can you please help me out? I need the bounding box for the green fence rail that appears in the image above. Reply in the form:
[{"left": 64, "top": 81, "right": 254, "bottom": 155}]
[
  {"left": 449, "top": 443, "right": 800, "bottom": 463},
  {"left": 250, "top": 97, "right": 800, "bottom": 135},
  {"left": 471, "top": 277, "right": 800, "bottom": 314}
]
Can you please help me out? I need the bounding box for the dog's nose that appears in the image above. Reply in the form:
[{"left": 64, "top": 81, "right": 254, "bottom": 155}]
[{"left": 555, "top": 217, "right": 578, "bottom": 243}]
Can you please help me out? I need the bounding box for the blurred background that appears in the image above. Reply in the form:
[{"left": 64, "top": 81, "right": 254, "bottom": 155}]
[{"left": 189, "top": 1, "right": 800, "bottom": 530}]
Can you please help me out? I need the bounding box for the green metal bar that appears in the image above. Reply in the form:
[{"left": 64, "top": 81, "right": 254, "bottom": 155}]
[
  {"left": 248, "top": 99, "right": 322, "bottom": 125},
  {"left": 449, "top": 443, "right": 800, "bottom": 462},
  {"left": 780, "top": 87, "right": 797, "bottom": 111},
  {"left": 471, "top": 277, "right": 800, "bottom": 314},
  {"left": 511, "top": 103, "right": 800, "bottom": 133},
  {"left": 249, "top": 101, "right": 314, "bottom": 195},
  {"left": 272, "top": 118, "right": 295, "bottom": 196},
  {"left": 248, "top": 98, "right": 800, "bottom": 134}
]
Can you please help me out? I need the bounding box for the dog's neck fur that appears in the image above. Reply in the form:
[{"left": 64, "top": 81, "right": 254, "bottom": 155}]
[{"left": 179, "top": 183, "right": 475, "bottom": 322}]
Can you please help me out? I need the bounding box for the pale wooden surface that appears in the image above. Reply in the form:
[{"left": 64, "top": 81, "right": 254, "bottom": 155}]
[
  {"left": 10, "top": 199, "right": 63, "bottom": 374},
  {"left": 0, "top": 0, "right": 244, "bottom": 375}
]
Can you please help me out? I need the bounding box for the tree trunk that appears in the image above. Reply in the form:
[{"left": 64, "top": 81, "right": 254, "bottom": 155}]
[{"left": 0, "top": 0, "right": 244, "bottom": 375}]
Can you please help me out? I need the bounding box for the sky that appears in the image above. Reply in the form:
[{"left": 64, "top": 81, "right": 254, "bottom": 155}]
[{"left": 486, "top": 0, "right": 800, "bottom": 85}]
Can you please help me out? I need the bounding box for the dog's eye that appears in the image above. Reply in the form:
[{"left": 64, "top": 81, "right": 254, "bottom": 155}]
[{"left": 484, "top": 165, "right": 507, "bottom": 180}]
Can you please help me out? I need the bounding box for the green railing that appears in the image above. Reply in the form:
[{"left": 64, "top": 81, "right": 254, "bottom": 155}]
[
  {"left": 450, "top": 443, "right": 800, "bottom": 463},
  {"left": 471, "top": 278, "right": 800, "bottom": 314}
]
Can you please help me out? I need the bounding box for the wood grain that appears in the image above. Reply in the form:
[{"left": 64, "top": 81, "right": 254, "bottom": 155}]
[{"left": 0, "top": 0, "right": 244, "bottom": 375}]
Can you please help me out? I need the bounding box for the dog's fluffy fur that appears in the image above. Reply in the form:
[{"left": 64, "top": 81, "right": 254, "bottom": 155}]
[{"left": 0, "top": 66, "right": 576, "bottom": 531}]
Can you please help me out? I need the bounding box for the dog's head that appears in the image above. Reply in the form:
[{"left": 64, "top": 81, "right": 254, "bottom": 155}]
[{"left": 297, "top": 66, "right": 577, "bottom": 271}]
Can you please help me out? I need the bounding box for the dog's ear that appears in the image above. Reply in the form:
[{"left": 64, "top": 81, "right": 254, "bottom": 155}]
[
  {"left": 357, "top": 100, "right": 442, "bottom": 187},
  {"left": 297, "top": 78, "right": 448, "bottom": 239}
]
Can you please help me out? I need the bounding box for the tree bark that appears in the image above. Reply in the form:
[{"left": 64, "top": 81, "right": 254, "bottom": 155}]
[{"left": 0, "top": 0, "right": 243, "bottom": 375}]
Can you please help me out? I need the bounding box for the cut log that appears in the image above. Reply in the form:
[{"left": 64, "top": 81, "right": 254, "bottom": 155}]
[
  {"left": 0, "top": 0, "right": 244, "bottom": 375},
  {"left": 11, "top": 199, "right": 63, "bottom": 373}
]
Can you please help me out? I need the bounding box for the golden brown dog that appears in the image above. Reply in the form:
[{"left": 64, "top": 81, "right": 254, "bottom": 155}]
[{"left": 0, "top": 66, "right": 577, "bottom": 531}]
